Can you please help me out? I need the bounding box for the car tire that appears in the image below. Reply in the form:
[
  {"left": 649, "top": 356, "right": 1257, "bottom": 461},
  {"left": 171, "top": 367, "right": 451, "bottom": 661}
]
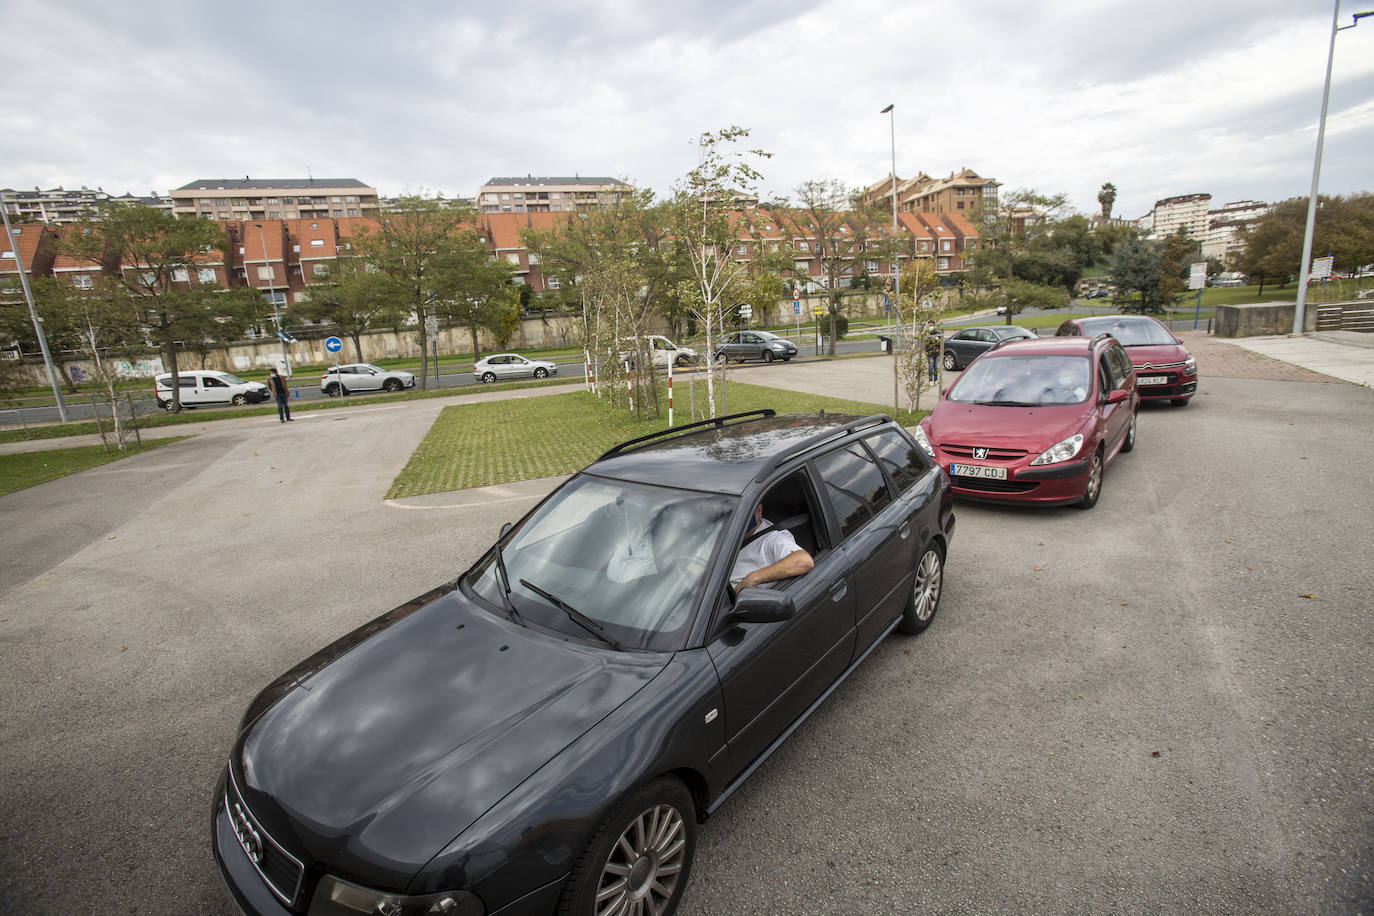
[
  {"left": 675, "top": 355, "right": 693, "bottom": 368},
  {"left": 942, "top": 352, "right": 958, "bottom": 371},
  {"left": 762, "top": 350, "right": 774, "bottom": 363},
  {"left": 481, "top": 372, "right": 496, "bottom": 383},
  {"left": 534, "top": 367, "right": 548, "bottom": 379},
  {"left": 1121, "top": 411, "right": 1137, "bottom": 453},
  {"left": 897, "top": 542, "right": 944, "bottom": 634},
  {"left": 559, "top": 777, "right": 696, "bottom": 916},
  {"left": 383, "top": 379, "right": 403, "bottom": 392},
  {"left": 161, "top": 400, "right": 176, "bottom": 413},
  {"left": 1171, "top": 398, "right": 1189, "bottom": 407},
  {"left": 232, "top": 394, "right": 248, "bottom": 406},
  {"left": 325, "top": 383, "right": 343, "bottom": 397},
  {"left": 1076, "top": 447, "right": 1104, "bottom": 510}
]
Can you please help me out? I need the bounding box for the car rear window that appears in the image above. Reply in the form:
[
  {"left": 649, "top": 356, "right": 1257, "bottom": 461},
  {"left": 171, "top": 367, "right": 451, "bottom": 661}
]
[
  {"left": 865, "top": 430, "right": 931, "bottom": 492},
  {"left": 1077, "top": 317, "right": 1174, "bottom": 346}
]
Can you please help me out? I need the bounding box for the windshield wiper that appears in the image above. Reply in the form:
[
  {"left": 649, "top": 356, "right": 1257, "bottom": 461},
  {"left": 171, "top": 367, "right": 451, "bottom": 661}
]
[
  {"left": 518, "top": 578, "right": 624, "bottom": 650},
  {"left": 975, "top": 400, "right": 1038, "bottom": 407},
  {"left": 492, "top": 540, "right": 523, "bottom": 627}
]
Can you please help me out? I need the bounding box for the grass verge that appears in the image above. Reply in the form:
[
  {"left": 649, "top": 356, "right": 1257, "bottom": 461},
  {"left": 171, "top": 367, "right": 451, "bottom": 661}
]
[
  {"left": 0, "top": 437, "right": 188, "bottom": 497},
  {"left": 387, "top": 383, "right": 920, "bottom": 498}
]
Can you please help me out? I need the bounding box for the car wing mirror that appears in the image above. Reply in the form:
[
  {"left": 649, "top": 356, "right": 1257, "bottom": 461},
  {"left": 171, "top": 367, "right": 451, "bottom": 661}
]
[
  {"left": 1107, "top": 389, "right": 1129, "bottom": 404},
  {"left": 731, "top": 588, "right": 795, "bottom": 624}
]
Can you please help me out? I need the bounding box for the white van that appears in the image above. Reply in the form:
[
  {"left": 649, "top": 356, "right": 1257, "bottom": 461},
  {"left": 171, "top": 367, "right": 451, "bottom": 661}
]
[
  {"left": 154, "top": 370, "right": 271, "bottom": 410},
  {"left": 617, "top": 335, "right": 698, "bottom": 369}
]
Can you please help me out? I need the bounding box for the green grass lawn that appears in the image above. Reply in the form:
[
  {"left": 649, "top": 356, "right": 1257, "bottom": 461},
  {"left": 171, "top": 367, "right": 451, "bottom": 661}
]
[
  {"left": 0, "top": 437, "right": 187, "bottom": 497},
  {"left": 387, "top": 383, "right": 918, "bottom": 498}
]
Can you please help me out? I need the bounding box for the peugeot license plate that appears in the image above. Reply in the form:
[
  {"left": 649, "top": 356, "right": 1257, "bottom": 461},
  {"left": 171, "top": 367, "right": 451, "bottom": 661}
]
[
  {"left": 1137, "top": 375, "right": 1167, "bottom": 386},
  {"left": 951, "top": 463, "right": 1007, "bottom": 480}
]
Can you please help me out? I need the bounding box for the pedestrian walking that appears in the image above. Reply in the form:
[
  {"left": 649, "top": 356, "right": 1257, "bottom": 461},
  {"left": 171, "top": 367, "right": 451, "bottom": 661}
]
[{"left": 267, "top": 367, "right": 293, "bottom": 423}]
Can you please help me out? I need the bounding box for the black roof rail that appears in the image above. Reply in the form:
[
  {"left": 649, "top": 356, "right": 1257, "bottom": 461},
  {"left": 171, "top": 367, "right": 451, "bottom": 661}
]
[
  {"left": 752, "top": 413, "right": 892, "bottom": 483},
  {"left": 1088, "top": 332, "right": 1115, "bottom": 348},
  {"left": 597, "top": 410, "right": 776, "bottom": 460}
]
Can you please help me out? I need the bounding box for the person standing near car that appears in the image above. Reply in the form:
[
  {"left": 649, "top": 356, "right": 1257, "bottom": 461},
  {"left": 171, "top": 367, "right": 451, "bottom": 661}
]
[
  {"left": 267, "top": 367, "right": 292, "bottom": 423},
  {"left": 923, "top": 320, "right": 941, "bottom": 383}
]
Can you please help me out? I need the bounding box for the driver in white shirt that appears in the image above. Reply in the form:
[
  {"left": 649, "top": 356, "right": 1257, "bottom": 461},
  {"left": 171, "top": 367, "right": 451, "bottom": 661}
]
[{"left": 729, "top": 504, "right": 814, "bottom": 591}]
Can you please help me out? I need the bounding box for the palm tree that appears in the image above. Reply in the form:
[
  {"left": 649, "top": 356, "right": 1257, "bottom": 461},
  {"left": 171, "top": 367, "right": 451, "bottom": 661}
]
[{"left": 1098, "top": 183, "right": 1118, "bottom": 221}]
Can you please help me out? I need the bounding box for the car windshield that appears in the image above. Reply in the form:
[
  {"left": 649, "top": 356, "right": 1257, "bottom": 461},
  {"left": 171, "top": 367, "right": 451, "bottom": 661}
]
[
  {"left": 465, "top": 476, "right": 733, "bottom": 652},
  {"left": 1076, "top": 317, "right": 1175, "bottom": 346},
  {"left": 948, "top": 354, "right": 1092, "bottom": 406},
  {"left": 218, "top": 373, "right": 248, "bottom": 385},
  {"left": 756, "top": 331, "right": 780, "bottom": 340},
  {"left": 993, "top": 327, "right": 1034, "bottom": 340}
]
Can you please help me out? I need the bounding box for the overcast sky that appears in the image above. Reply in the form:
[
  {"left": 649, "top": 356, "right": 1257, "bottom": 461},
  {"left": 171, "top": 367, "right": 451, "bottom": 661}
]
[{"left": 3, "top": 0, "right": 1372, "bottom": 221}]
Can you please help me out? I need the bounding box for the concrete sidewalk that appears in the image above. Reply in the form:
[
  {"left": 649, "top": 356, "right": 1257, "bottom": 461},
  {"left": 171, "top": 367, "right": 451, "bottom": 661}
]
[{"left": 1217, "top": 330, "right": 1374, "bottom": 386}]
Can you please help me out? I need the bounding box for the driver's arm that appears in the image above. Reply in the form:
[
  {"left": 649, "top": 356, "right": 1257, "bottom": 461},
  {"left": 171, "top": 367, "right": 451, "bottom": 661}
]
[{"left": 737, "top": 549, "right": 814, "bottom": 591}]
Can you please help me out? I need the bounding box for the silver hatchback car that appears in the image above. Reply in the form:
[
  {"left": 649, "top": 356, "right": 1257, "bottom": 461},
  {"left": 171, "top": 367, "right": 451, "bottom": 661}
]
[{"left": 473, "top": 353, "right": 558, "bottom": 383}]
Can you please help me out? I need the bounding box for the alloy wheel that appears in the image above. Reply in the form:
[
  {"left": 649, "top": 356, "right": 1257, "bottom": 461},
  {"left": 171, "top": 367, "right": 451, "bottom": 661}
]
[{"left": 594, "top": 803, "right": 687, "bottom": 916}]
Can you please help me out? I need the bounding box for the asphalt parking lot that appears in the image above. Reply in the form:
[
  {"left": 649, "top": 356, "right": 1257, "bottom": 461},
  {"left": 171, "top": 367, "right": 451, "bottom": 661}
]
[{"left": 1, "top": 351, "right": 1371, "bottom": 914}]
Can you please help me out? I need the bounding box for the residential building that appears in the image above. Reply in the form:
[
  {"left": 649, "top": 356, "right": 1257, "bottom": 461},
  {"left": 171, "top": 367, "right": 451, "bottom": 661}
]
[
  {"left": 170, "top": 178, "right": 379, "bottom": 222},
  {"left": 901, "top": 169, "right": 1000, "bottom": 215},
  {"left": 477, "top": 177, "right": 631, "bottom": 214},
  {"left": 1149, "top": 193, "right": 1212, "bottom": 240},
  {"left": 1, "top": 223, "right": 58, "bottom": 299},
  {"left": 1, "top": 186, "right": 172, "bottom": 225},
  {"left": 1202, "top": 200, "right": 1270, "bottom": 265}
]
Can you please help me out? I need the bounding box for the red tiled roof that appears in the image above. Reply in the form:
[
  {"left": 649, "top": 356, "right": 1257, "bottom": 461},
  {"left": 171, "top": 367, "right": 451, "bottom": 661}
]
[
  {"left": 482, "top": 211, "right": 568, "bottom": 251},
  {"left": 941, "top": 211, "right": 980, "bottom": 239},
  {"left": 49, "top": 225, "right": 103, "bottom": 272},
  {"left": 0, "top": 224, "right": 51, "bottom": 273}
]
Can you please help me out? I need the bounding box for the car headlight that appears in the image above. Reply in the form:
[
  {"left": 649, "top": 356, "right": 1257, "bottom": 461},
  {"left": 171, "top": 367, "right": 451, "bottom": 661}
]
[
  {"left": 913, "top": 424, "right": 935, "bottom": 458},
  {"left": 1030, "top": 433, "right": 1084, "bottom": 466},
  {"left": 1182, "top": 357, "right": 1197, "bottom": 375},
  {"left": 309, "top": 875, "right": 483, "bottom": 916}
]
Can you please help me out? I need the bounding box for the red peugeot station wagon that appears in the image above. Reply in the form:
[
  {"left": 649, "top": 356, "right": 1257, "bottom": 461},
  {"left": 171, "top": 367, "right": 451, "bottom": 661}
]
[
  {"left": 1056, "top": 314, "right": 1197, "bottom": 406},
  {"left": 914, "top": 335, "right": 1139, "bottom": 509}
]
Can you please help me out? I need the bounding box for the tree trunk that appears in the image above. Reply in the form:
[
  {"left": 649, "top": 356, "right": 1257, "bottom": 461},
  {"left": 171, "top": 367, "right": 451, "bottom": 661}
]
[
  {"left": 469, "top": 326, "right": 480, "bottom": 361},
  {"left": 351, "top": 333, "right": 364, "bottom": 362}
]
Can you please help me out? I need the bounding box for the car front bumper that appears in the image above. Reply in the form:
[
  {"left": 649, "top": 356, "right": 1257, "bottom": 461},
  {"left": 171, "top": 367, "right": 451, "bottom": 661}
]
[{"left": 940, "top": 455, "right": 1093, "bottom": 507}]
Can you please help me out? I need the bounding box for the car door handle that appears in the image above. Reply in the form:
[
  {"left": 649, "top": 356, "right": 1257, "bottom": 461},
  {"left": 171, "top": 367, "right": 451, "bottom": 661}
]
[
  {"left": 898, "top": 521, "right": 911, "bottom": 539},
  {"left": 829, "top": 581, "right": 848, "bottom": 603}
]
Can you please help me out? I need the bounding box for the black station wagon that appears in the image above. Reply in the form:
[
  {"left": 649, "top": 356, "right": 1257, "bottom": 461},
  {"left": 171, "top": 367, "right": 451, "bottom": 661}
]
[{"left": 213, "top": 410, "right": 956, "bottom": 916}]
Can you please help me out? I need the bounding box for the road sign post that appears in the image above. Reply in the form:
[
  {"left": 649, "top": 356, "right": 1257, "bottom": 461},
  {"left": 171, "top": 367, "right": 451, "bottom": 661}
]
[
  {"left": 1189, "top": 262, "right": 1206, "bottom": 329},
  {"left": 325, "top": 336, "right": 343, "bottom": 398}
]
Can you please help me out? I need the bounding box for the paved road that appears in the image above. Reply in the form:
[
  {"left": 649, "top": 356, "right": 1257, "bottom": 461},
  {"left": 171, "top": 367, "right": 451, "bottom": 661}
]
[{"left": 1, "top": 348, "right": 1371, "bottom": 914}]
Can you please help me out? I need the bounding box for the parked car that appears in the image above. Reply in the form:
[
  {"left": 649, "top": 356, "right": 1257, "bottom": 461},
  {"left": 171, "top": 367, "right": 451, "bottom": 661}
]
[
  {"left": 320, "top": 363, "right": 416, "bottom": 396},
  {"left": 617, "top": 334, "right": 698, "bottom": 369},
  {"left": 1084, "top": 289, "right": 1111, "bottom": 300},
  {"left": 714, "top": 330, "right": 799, "bottom": 363},
  {"left": 473, "top": 353, "right": 558, "bottom": 383},
  {"left": 212, "top": 410, "right": 955, "bottom": 916},
  {"left": 915, "top": 335, "right": 1138, "bottom": 509},
  {"left": 1055, "top": 314, "right": 1198, "bottom": 406},
  {"left": 941, "top": 325, "right": 1037, "bottom": 371},
  {"left": 153, "top": 370, "right": 270, "bottom": 410}
]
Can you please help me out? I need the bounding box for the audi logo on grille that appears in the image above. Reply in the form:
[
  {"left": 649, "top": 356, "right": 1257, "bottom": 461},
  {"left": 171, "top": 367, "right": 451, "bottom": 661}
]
[
  {"left": 230, "top": 801, "right": 264, "bottom": 864},
  {"left": 973, "top": 447, "right": 989, "bottom": 459}
]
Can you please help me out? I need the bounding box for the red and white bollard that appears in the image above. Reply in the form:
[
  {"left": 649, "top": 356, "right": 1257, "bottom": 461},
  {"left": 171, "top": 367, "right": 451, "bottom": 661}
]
[
  {"left": 667, "top": 359, "right": 674, "bottom": 428},
  {"left": 625, "top": 360, "right": 633, "bottom": 412}
]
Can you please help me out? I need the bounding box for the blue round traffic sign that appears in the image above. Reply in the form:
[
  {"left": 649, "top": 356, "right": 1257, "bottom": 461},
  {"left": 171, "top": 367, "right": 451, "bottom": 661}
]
[{"left": 325, "top": 336, "right": 343, "bottom": 353}]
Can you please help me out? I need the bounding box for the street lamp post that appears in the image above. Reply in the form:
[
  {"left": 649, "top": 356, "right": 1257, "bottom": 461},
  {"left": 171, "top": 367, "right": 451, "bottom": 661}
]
[
  {"left": 881, "top": 103, "right": 900, "bottom": 414},
  {"left": 256, "top": 224, "right": 291, "bottom": 375},
  {"left": 0, "top": 191, "right": 69, "bottom": 421},
  {"left": 1293, "top": 2, "right": 1372, "bottom": 335}
]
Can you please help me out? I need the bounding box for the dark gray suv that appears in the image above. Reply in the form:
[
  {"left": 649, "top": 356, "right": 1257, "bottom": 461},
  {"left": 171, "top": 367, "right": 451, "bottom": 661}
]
[{"left": 715, "top": 329, "right": 799, "bottom": 363}]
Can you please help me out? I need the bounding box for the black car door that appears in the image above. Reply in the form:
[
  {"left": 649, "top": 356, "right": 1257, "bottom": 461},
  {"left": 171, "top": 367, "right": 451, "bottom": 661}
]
[
  {"left": 811, "top": 441, "right": 914, "bottom": 655},
  {"left": 706, "top": 470, "right": 855, "bottom": 774}
]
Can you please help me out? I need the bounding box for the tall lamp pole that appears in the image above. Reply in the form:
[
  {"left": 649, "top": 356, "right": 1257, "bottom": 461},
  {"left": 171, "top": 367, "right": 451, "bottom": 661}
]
[
  {"left": 0, "top": 191, "right": 69, "bottom": 421},
  {"left": 256, "top": 223, "right": 290, "bottom": 374},
  {"left": 1293, "top": 2, "right": 1372, "bottom": 335},
  {"left": 881, "top": 103, "right": 900, "bottom": 414}
]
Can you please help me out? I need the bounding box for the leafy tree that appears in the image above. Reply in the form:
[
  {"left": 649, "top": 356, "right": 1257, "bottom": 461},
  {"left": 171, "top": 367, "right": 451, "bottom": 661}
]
[
  {"left": 0, "top": 278, "right": 86, "bottom": 392},
  {"left": 1157, "top": 228, "right": 1201, "bottom": 311},
  {"left": 667, "top": 126, "right": 772, "bottom": 412},
  {"left": 1237, "top": 193, "right": 1374, "bottom": 294},
  {"left": 1098, "top": 183, "right": 1117, "bottom": 221},
  {"left": 349, "top": 193, "right": 475, "bottom": 388},
  {"left": 66, "top": 204, "right": 229, "bottom": 411},
  {"left": 775, "top": 179, "right": 867, "bottom": 355},
  {"left": 436, "top": 231, "right": 520, "bottom": 359},
  {"left": 1109, "top": 236, "right": 1167, "bottom": 313},
  {"left": 968, "top": 188, "right": 1073, "bottom": 322},
  {"left": 295, "top": 257, "right": 405, "bottom": 362}
]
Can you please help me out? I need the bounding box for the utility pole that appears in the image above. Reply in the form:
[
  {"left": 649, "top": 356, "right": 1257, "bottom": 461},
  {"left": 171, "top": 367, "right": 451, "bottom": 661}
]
[{"left": 1, "top": 191, "right": 69, "bottom": 421}]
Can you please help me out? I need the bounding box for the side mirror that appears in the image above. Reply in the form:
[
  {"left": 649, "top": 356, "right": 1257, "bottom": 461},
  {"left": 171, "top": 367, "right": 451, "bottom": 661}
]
[
  {"left": 1107, "top": 389, "right": 1129, "bottom": 404},
  {"left": 499, "top": 522, "right": 513, "bottom": 538},
  {"left": 731, "top": 588, "right": 795, "bottom": 624},
  {"left": 1175, "top": 336, "right": 1184, "bottom": 344}
]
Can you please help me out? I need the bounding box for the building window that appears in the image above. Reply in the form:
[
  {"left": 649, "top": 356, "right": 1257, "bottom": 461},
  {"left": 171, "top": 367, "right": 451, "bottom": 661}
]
[
  {"left": 172, "top": 268, "right": 189, "bottom": 282},
  {"left": 310, "top": 222, "right": 319, "bottom": 229},
  {"left": 736, "top": 244, "right": 747, "bottom": 255},
  {"left": 267, "top": 198, "right": 279, "bottom": 205},
  {"left": 345, "top": 196, "right": 356, "bottom": 203},
  {"left": 72, "top": 274, "right": 94, "bottom": 290},
  {"left": 798, "top": 241, "right": 808, "bottom": 251},
  {"left": 284, "top": 197, "right": 295, "bottom": 204},
  {"left": 546, "top": 276, "right": 560, "bottom": 290},
  {"left": 310, "top": 239, "right": 324, "bottom": 247},
  {"left": 269, "top": 211, "right": 280, "bottom": 218},
  {"left": 867, "top": 260, "right": 879, "bottom": 272},
  {"left": 528, "top": 253, "right": 540, "bottom": 264},
  {"left": 938, "top": 257, "right": 950, "bottom": 270},
  {"left": 257, "top": 266, "right": 273, "bottom": 281},
  {"left": 331, "top": 196, "right": 341, "bottom": 203},
  {"left": 312, "top": 264, "right": 329, "bottom": 276},
  {"left": 551, "top": 193, "right": 561, "bottom": 199},
  {"left": 942, "top": 240, "right": 952, "bottom": 251},
  {"left": 198, "top": 268, "right": 216, "bottom": 283},
  {"left": 956, "top": 202, "right": 964, "bottom": 209},
  {"left": 347, "top": 209, "right": 358, "bottom": 217},
  {"left": 505, "top": 253, "right": 521, "bottom": 265}
]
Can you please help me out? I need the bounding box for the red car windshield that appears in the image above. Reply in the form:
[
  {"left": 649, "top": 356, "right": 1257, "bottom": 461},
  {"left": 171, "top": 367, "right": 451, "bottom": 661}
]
[
  {"left": 948, "top": 354, "right": 1092, "bottom": 406},
  {"left": 1077, "top": 317, "right": 1175, "bottom": 346}
]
